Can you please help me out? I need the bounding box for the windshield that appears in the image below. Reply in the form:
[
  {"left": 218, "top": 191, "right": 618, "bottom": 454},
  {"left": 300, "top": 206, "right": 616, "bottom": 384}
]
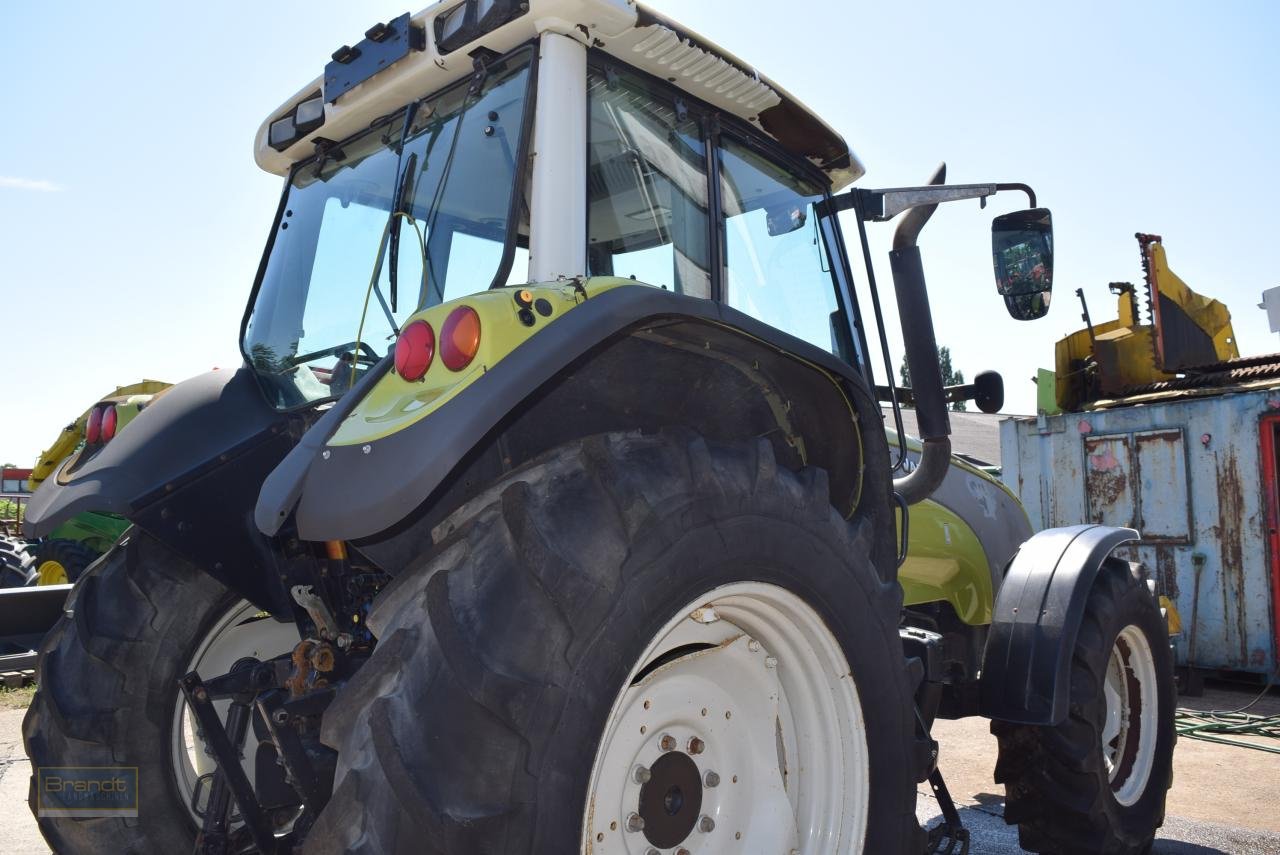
[{"left": 242, "top": 46, "right": 534, "bottom": 408}]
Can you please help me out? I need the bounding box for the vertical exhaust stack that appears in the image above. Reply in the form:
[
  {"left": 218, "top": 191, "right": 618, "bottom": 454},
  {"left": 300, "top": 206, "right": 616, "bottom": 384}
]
[{"left": 890, "top": 163, "right": 952, "bottom": 505}]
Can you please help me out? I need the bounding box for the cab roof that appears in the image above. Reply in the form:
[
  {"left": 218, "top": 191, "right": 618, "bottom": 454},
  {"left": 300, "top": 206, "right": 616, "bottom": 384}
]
[{"left": 255, "top": 0, "right": 863, "bottom": 189}]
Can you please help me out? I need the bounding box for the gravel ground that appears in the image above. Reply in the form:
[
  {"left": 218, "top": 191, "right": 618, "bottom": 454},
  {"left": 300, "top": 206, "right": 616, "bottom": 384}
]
[
  {"left": 3, "top": 695, "right": 1278, "bottom": 853},
  {"left": 916, "top": 793, "right": 1280, "bottom": 855}
]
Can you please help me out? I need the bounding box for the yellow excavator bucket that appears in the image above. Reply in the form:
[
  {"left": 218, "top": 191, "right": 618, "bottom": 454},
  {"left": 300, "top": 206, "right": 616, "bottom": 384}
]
[{"left": 1054, "top": 234, "right": 1238, "bottom": 411}]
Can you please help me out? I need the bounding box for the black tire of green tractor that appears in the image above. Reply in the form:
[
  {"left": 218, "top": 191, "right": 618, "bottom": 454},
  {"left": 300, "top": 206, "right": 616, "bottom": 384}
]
[
  {"left": 992, "top": 557, "right": 1176, "bottom": 855},
  {"left": 23, "top": 531, "right": 236, "bottom": 854},
  {"left": 34, "top": 538, "right": 101, "bottom": 584},
  {"left": 303, "top": 430, "right": 924, "bottom": 855},
  {"left": 0, "top": 538, "right": 34, "bottom": 587}
]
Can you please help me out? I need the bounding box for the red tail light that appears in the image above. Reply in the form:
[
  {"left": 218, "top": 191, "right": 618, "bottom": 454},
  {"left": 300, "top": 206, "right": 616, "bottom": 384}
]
[
  {"left": 394, "top": 320, "right": 435, "bottom": 381},
  {"left": 102, "top": 406, "right": 119, "bottom": 442},
  {"left": 86, "top": 406, "right": 104, "bottom": 444},
  {"left": 440, "top": 306, "right": 481, "bottom": 371}
]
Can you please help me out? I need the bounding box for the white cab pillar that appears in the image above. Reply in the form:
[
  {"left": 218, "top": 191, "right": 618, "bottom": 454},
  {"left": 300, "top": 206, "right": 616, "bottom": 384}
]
[{"left": 528, "top": 32, "right": 587, "bottom": 281}]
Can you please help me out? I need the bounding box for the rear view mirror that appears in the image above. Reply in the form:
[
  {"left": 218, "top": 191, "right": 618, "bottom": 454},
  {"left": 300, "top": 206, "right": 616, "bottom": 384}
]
[
  {"left": 993, "top": 208, "right": 1053, "bottom": 320},
  {"left": 766, "top": 202, "right": 807, "bottom": 236},
  {"left": 972, "top": 370, "right": 1004, "bottom": 414}
]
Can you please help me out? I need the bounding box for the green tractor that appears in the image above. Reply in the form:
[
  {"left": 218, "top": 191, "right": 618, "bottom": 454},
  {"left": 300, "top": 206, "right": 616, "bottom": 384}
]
[
  {"left": 15, "top": 381, "right": 170, "bottom": 586},
  {"left": 22, "top": 3, "right": 1175, "bottom": 854}
]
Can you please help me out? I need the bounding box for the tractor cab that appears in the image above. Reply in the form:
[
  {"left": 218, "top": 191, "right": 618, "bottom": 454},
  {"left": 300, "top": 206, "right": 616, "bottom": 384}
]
[{"left": 244, "top": 1, "right": 871, "bottom": 410}]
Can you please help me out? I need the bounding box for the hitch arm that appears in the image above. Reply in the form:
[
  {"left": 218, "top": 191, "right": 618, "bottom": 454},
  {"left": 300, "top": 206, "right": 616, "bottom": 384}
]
[{"left": 181, "top": 671, "right": 278, "bottom": 855}]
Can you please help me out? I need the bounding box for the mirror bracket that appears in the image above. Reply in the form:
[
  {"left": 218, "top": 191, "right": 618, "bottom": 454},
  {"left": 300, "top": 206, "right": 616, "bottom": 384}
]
[{"left": 817, "top": 181, "right": 1037, "bottom": 223}]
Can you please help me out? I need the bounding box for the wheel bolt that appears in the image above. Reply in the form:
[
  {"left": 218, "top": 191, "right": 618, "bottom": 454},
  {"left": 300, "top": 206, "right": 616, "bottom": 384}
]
[
  {"left": 699, "top": 815, "right": 715, "bottom": 833},
  {"left": 645, "top": 850, "right": 660, "bottom": 855},
  {"left": 747, "top": 638, "right": 761, "bottom": 652},
  {"left": 678, "top": 849, "right": 691, "bottom": 855},
  {"left": 633, "top": 764, "right": 652, "bottom": 784},
  {"left": 626, "top": 812, "right": 645, "bottom": 833},
  {"left": 764, "top": 656, "right": 778, "bottom": 669},
  {"left": 659, "top": 733, "right": 677, "bottom": 751},
  {"left": 704, "top": 770, "right": 720, "bottom": 788},
  {"left": 687, "top": 736, "right": 705, "bottom": 755}
]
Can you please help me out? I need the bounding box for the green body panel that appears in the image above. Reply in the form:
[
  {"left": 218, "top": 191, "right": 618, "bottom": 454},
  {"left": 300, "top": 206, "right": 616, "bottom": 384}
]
[
  {"left": 48, "top": 511, "right": 129, "bottom": 555},
  {"left": 887, "top": 426, "right": 1030, "bottom": 626},
  {"left": 331, "top": 278, "right": 634, "bottom": 447},
  {"left": 898, "top": 499, "right": 994, "bottom": 625}
]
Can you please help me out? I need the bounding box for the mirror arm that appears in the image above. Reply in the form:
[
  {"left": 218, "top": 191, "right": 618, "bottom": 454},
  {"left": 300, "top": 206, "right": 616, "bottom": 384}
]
[
  {"left": 817, "top": 181, "right": 1039, "bottom": 222},
  {"left": 874, "top": 383, "right": 999, "bottom": 408},
  {"left": 994, "top": 182, "right": 1036, "bottom": 208}
]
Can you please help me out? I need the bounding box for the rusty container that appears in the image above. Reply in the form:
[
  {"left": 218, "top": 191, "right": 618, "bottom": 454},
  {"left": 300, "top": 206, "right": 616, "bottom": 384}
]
[{"left": 1002, "top": 388, "right": 1280, "bottom": 679}]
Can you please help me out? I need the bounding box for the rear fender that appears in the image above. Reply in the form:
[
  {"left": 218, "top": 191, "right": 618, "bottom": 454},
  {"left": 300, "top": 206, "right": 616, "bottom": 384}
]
[
  {"left": 256, "top": 280, "right": 890, "bottom": 558},
  {"left": 979, "top": 524, "right": 1139, "bottom": 724},
  {"left": 23, "top": 367, "right": 299, "bottom": 612}
]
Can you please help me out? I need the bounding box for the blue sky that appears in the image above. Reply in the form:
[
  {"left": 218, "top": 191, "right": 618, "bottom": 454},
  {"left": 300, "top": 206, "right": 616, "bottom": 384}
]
[{"left": 2, "top": 0, "right": 1278, "bottom": 465}]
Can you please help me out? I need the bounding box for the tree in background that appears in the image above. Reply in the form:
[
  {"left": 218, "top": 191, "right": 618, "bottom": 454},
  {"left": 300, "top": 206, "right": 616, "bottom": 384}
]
[{"left": 899, "top": 346, "right": 967, "bottom": 412}]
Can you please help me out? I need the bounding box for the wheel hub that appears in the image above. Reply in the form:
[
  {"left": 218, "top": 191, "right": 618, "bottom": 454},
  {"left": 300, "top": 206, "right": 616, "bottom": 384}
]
[
  {"left": 638, "top": 750, "right": 704, "bottom": 848},
  {"left": 37, "top": 559, "right": 67, "bottom": 586},
  {"left": 1101, "top": 624, "right": 1159, "bottom": 806},
  {"left": 581, "top": 583, "right": 871, "bottom": 853}
]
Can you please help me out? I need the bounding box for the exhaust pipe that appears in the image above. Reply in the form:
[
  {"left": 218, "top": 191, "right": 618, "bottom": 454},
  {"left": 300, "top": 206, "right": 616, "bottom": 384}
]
[{"left": 890, "top": 163, "right": 952, "bottom": 505}]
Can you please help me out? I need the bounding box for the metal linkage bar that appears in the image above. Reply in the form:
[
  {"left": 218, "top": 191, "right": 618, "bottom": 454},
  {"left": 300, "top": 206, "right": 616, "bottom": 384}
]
[{"left": 180, "top": 671, "right": 277, "bottom": 855}]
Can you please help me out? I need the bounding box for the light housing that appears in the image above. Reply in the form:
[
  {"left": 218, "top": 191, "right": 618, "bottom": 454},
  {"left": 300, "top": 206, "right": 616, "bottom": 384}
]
[
  {"left": 440, "top": 306, "right": 481, "bottom": 371},
  {"left": 395, "top": 320, "right": 436, "bottom": 381},
  {"left": 267, "top": 90, "right": 326, "bottom": 152},
  {"left": 434, "top": 0, "right": 528, "bottom": 55},
  {"left": 86, "top": 406, "right": 104, "bottom": 444},
  {"left": 102, "top": 406, "right": 119, "bottom": 442}
]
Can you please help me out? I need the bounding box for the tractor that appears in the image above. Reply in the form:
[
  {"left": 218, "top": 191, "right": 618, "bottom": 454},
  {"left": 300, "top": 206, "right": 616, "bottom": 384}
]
[
  {"left": 5, "top": 381, "right": 171, "bottom": 586},
  {"left": 22, "top": 2, "right": 1175, "bottom": 853}
]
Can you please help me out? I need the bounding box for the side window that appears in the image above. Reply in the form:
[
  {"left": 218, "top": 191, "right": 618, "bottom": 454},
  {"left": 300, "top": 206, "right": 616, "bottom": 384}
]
[
  {"left": 586, "top": 70, "right": 711, "bottom": 298},
  {"left": 719, "top": 137, "right": 842, "bottom": 355}
]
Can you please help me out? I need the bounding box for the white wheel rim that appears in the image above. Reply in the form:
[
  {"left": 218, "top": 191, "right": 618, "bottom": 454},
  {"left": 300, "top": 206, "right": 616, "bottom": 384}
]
[
  {"left": 1102, "top": 624, "right": 1159, "bottom": 806},
  {"left": 170, "top": 599, "right": 301, "bottom": 824},
  {"left": 581, "top": 582, "right": 870, "bottom": 854}
]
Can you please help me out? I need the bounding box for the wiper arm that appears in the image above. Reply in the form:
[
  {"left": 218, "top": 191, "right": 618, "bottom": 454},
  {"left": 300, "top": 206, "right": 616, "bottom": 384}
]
[
  {"left": 388, "top": 152, "right": 418, "bottom": 314},
  {"left": 364, "top": 231, "right": 401, "bottom": 337}
]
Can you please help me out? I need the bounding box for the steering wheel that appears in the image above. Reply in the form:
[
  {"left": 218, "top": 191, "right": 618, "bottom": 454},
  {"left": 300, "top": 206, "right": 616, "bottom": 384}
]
[{"left": 287, "top": 340, "right": 382, "bottom": 369}]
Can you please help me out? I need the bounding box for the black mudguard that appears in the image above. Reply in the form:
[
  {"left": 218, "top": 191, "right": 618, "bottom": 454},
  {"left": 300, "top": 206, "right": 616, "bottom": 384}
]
[
  {"left": 23, "top": 366, "right": 298, "bottom": 612},
  {"left": 256, "top": 285, "right": 873, "bottom": 543},
  {"left": 979, "top": 524, "right": 1139, "bottom": 725}
]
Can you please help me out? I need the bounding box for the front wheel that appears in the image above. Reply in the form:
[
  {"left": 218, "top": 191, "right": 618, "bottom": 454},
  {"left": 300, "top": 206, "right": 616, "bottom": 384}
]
[
  {"left": 305, "top": 431, "right": 924, "bottom": 854},
  {"left": 993, "top": 557, "right": 1176, "bottom": 854}
]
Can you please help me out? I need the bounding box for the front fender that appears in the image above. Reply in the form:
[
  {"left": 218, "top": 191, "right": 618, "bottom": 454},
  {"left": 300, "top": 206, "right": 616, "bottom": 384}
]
[{"left": 979, "top": 524, "right": 1138, "bottom": 725}]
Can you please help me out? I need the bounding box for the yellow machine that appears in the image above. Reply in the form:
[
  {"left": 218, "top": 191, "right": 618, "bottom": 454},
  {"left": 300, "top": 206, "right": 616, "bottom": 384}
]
[
  {"left": 28, "top": 380, "right": 171, "bottom": 490},
  {"left": 1055, "top": 233, "right": 1238, "bottom": 410}
]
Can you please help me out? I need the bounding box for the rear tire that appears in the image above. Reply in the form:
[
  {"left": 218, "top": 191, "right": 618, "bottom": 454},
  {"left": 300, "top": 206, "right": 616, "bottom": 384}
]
[
  {"left": 0, "top": 537, "right": 35, "bottom": 587},
  {"left": 305, "top": 431, "right": 924, "bottom": 854},
  {"left": 993, "top": 558, "right": 1175, "bottom": 854}
]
